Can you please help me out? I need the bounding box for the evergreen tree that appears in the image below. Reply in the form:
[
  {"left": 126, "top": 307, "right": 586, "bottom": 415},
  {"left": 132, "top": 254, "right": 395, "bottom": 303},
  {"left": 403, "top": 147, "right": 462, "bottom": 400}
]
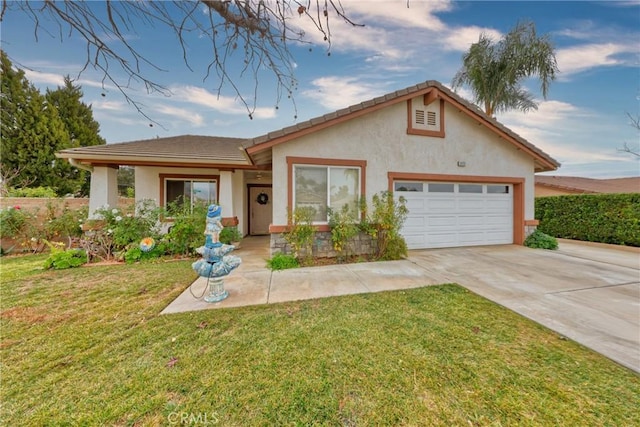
[
  {"left": 1, "top": 51, "right": 105, "bottom": 196},
  {"left": 46, "top": 77, "right": 106, "bottom": 195}
]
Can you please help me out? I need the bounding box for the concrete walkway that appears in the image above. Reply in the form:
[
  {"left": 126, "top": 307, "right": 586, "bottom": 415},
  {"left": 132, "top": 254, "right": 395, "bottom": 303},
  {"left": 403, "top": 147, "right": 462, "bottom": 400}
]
[{"left": 161, "top": 236, "right": 640, "bottom": 372}]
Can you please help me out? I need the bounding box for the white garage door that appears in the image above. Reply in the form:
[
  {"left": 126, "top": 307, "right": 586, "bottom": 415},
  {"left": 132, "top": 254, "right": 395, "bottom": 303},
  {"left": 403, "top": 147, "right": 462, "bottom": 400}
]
[{"left": 395, "top": 181, "right": 513, "bottom": 249}]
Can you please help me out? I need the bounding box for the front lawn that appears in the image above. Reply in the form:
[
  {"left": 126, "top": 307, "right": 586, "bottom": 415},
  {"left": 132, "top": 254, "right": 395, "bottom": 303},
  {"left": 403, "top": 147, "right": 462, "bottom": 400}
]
[{"left": 1, "top": 256, "right": 638, "bottom": 425}]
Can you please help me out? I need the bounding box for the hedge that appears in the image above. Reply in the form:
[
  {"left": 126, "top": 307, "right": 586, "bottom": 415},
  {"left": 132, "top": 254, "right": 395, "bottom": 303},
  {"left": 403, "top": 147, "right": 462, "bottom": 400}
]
[{"left": 535, "top": 193, "right": 640, "bottom": 247}]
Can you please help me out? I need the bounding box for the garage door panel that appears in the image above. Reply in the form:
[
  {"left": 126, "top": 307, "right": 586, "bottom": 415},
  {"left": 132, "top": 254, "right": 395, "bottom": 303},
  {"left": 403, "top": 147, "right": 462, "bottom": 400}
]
[
  {"left": 396, "top": 181, "right": 514, "bottom": 249},
  {"left": 485, "top": 215, "right": 511, "bottom": 226},
  {"left": 458, "top": 199, "right": 485, "bottom": 211},
  {"left": 427, "top": 216, "right": 453, "bottom": 227},
  {"left": 404, "top": 198, "right": 426, "bottom": 212},
  {"left": 458, "top": 215, "right": 485, "bottom": 226},
  {"left": 427, "top": 199, "right": 457, "bottom": 210},
  {"left": 404, "top": 216, "right": 426, "bottom": 229}
]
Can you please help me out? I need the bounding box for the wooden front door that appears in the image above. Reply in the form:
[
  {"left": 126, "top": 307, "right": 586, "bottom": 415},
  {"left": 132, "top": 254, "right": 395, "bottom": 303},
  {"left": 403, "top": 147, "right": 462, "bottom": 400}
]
[{"left": 249, "top": 186, "right": 272, "bottom": 235}]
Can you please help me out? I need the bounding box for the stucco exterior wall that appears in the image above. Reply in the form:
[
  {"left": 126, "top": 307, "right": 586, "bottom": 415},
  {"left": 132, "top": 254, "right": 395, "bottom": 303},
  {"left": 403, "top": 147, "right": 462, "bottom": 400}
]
[
  {"left": 134, "top": 166, "right": 237, "bottom": 215},
  {"left": 271, "top": 98, "right": 536, "bottom": 226}
]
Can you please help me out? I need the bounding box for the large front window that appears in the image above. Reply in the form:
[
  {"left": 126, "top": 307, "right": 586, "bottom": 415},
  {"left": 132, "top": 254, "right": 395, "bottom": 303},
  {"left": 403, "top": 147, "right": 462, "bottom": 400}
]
[
  {"left": 293, "top": 165, "right": 361, "bottom": 222},
  {"left": 162, "top": 175, "right": 218, "bottom": 213}
]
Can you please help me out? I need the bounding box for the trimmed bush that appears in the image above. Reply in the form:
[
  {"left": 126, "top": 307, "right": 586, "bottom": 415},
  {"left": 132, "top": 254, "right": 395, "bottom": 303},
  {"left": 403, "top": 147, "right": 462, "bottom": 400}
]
[
  {"left": 524, "top": 230, "right": 558, "bottom": 250},
  {"left": 536, "top": 193, "right": 640, "bottom": 247},
  {"left": 266, "top": 253, "right": 299, "bottom": 271}
]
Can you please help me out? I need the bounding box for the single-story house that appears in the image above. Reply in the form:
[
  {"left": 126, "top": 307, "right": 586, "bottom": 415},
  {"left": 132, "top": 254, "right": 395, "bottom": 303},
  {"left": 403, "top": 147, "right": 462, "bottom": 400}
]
[
  {"left": 535, "top": 175, "right": 640, "bottom": 197},
  {"left": 57, "top": 80, "right": 560, "bottom": 252}
]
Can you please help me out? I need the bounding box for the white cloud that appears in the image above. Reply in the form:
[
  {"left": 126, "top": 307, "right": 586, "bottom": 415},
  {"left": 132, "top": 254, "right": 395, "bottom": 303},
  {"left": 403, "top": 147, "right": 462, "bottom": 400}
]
[
  {"left": 22, "top": 69, "right": 65, "bottom": 86},
  {"left": 556, "top": 43, "right": 630, "bottom": 76},
  {"left": 301, "top": 76, "right": 390, "bottom": 110},
  {"left": 170, "top": 85, "right": 276, "bottom": 118},
  {"left": 153, "top": 104, "right": 204, "bottom": 126},
  {"left": 92, "top": 100, "right": 127, "bottom": 111},
  {"left": 440, "top": 26, "right": 502, "bottom": 52},
  {"left": 497, "top": 99, "right": 633, "bottom": 168}
]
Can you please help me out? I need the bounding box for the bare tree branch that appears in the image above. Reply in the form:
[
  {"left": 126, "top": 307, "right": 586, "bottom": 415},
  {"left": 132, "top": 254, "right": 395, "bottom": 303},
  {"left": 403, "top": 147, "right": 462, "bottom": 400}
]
[
  {"left": 618, "top": 112, "right": 640, "bottom": 158},
  {"left": 1, "top": 0, "right": 363, "bottom": 122}
]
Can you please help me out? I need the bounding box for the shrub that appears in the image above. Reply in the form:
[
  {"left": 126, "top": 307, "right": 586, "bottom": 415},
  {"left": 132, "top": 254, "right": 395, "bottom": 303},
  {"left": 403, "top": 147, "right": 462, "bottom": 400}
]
[
  {"left": 82, "top": 200, "right": 162, "bottom": 261},
  {"left": 123, "top": 242, "right": 167, "bottom": 264},
  {"left": 0, "top": 205, "right": 42, "bottom": 253},
  {"left": 219, "top": 226, "right": 242, "bottom": 244},
  {"left": 283, "top": 207, "right": 316, "bottom": 265},
  {"left": 266, "top": 253, "right": 299, "bottom": 270},
  {"left": 7, "top": 186, "right": 57, "bottom": 198},
  {"left": 360, "top": 191, "right": 409, "bottom": 260},
  {"left": 524, "top": 230, "right": 558, "bottom": 250},
  {"left": 328, "top": 204, "right": 359, "bottom": 262},
  {"left": 44, "top": 201, "right": 86, "bottom": 248},
  {"left": 43, "top": 240, "right": 87, "bottom": 270},
  {"left": 536, "top": 194, "right": 640, "bottom": 246},
  {"left": 163, "top": 201, "right": 208, "bottom": 256},
  {"left": 0, "top": 206, "right": 27, "bottom": 240}
]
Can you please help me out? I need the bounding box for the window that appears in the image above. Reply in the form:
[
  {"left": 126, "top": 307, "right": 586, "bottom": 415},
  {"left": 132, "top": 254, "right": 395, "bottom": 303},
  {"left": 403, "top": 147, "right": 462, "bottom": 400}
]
[
  {"left": 459, "top": 184, "right": 483, "bottom": 193},
  {"left": 162, "top": 175, "right": 218, "bottom": 213},
  {"left": 487, "top": 185, "right": 510, "bottom": 194},
  {"left": 394, "top": 182, "right": 424, "bottom": 192},
  {"left": 428, "top": 183, "right": 454, "bottom": 192},
  {"left": 294, "top": 165, "right": 361, "bottom": 223}
]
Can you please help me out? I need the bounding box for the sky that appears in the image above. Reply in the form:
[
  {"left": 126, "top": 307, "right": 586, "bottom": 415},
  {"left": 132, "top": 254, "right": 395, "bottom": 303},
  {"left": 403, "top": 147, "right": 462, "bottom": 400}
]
[{"left": 2, "top": 0, "right": 639, "bottom": 178}]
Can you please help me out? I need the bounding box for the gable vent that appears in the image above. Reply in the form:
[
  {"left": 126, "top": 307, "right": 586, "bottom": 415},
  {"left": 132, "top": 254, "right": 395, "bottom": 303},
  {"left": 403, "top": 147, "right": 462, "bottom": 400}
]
[
  {"left": 427, "top": 111, "right": 437, "bottom": 126},
  {"left": 415, "top": 110, "right": 425, "bottom": 125}
]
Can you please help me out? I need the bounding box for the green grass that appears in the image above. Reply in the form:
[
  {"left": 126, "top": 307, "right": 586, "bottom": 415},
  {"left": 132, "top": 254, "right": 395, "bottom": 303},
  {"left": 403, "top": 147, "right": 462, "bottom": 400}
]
[{"left": 1, "top": 256, "right": 639, "bottom": 426}]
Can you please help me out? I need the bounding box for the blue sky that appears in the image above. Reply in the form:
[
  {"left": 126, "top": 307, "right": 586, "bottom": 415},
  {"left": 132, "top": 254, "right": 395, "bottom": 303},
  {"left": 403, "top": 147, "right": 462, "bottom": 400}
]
[{"left": 2, "top": 0, "right": 639, "bottom": 178}]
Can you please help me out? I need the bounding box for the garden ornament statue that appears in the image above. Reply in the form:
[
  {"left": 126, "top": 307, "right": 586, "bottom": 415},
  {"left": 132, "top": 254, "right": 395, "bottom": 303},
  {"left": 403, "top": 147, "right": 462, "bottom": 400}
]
[{"left": 191, "top": 204, "right": 241, "bottom": 302}]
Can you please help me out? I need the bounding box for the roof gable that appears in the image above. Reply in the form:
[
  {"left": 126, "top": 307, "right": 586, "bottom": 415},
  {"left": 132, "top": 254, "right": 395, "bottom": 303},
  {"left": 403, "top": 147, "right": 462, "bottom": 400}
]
[{"left": 244, "top": 80, "right": 560, "bottom": 172}]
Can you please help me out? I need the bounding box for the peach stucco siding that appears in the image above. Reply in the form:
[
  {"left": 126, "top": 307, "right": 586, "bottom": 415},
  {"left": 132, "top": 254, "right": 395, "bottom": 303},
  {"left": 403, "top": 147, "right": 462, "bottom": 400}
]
[{"left": 271, "top": 97, "right": 535, "bottom": 227}]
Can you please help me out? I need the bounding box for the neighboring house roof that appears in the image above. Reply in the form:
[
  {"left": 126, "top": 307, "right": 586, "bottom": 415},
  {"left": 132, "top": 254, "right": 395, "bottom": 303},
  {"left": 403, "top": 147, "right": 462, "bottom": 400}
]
[
  {"left": 56, "top": 135, "right": 252, "bottom": 168},
  {"left": 243, "top": 80, "right": 560, "bottom": 172},
  {"left": 535, "top": 175, "right": 640, "bottom": 194}
]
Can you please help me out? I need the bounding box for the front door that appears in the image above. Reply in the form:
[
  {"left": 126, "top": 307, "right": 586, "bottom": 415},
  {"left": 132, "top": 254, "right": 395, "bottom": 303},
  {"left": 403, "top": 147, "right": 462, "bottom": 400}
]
[{"left": 249, "top": 186, "right": 272, "bottom": 235}]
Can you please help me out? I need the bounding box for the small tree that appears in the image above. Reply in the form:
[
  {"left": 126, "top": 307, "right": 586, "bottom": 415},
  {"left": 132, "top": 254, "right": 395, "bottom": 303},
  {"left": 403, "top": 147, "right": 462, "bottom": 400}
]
[
  {"left": 328, "top": 204, "right": 359, "bottom": 262},
  {"left": 283, "top": 207, "right": 316, "bottom": 265},
  {"left": 361, "top": 191, "right": 409, "bottom": 260},
  {"left": 452, "top": 21, "right": 558, "bottom": 117}
]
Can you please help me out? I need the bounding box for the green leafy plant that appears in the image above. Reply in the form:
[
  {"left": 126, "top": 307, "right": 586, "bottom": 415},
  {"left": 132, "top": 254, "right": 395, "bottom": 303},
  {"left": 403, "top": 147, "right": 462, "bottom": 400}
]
[
  {"left": 43, "top": 240, "right": 87, "bottom": 270},
  {"left": 266, "top": 252, "right": 299, "bottom": 270},
  {"left": 123, "top": 242, "right": 167, "bottom": 264},
  {"left": 7, "top": 186, "right": 57, "bottom": 198},
  {"left": 219, "top": 226, "right": 242, "bottom": 244},
  {"left": 43, "top": 201, "right": 86, "bottom": 248},
  {"left": 82, "top": 199, "right": 162, "bottom": 261},
  {"left": 283, "top": 206, "right": 316, "bottom": 265},
  {"left": 0, "top": 205, "right": 43, "bottom": 253},
  {"left": 163, "top": 200, "right": 208, "bottom": 256},
  {"left": 0, "top": 206, "right": 27, "bottom": 240},
  {"left": 360, "top": 191, "right": 409, "bottom": 260},
  {"left": 328, "top": 204, "right": 359, "bottom": 262},
  {"left": 524, "top": 229, "right": 559, "bottom": 250},
  {"left": 536, "top": 194, "right": 640, "bottom": 247}
]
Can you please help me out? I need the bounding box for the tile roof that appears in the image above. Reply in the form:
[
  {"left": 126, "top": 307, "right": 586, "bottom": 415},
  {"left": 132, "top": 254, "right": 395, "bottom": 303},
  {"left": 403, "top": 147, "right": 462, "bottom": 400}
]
[
  {"left": 243, "top": 80, "right": 560, "bottom": 172},
  {"left": 535, "top": 175, "right": 640, "bottom": 194},
  {"left": 57, "top": 135, "right": 250, "bottom": 166}
]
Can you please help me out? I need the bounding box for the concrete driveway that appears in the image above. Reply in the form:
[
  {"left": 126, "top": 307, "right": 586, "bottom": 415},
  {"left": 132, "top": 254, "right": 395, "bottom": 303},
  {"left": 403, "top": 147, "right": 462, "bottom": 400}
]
[
  {"left": 163, "top": 237, "right": 639, "bottom": 372},
  {"left": 407, "top": 240, "right": 640, "bottom": 373}
]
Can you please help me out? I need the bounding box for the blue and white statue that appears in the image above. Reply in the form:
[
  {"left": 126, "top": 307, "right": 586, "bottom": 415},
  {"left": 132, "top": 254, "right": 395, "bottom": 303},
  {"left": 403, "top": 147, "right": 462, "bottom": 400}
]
[{"left": 191, "top": 204, "right": 241, "bottom": 302}]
